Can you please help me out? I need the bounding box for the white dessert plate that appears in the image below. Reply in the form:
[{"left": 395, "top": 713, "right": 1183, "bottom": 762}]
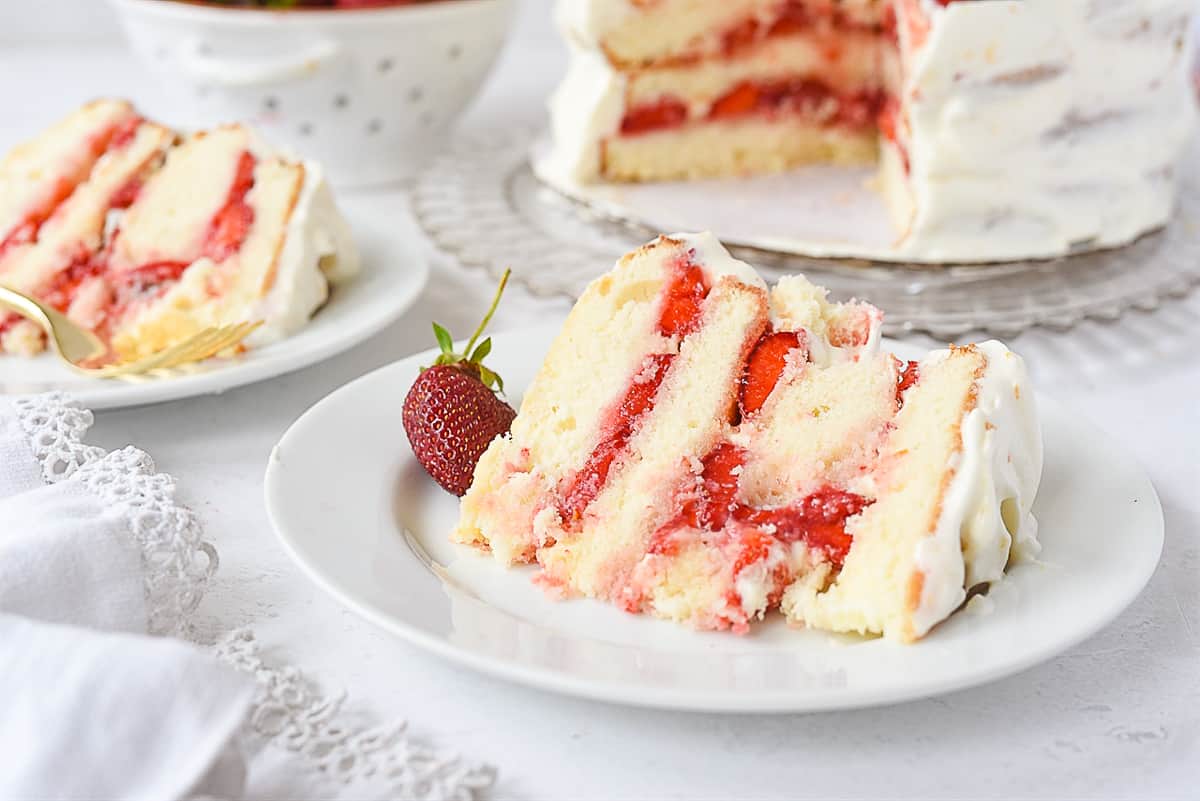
[
  {"left": 265, "top": 324, "right": 1164, "bottom": 713},
  {"left": 0, "top": 193, "right": 428, "bottom": 410}
]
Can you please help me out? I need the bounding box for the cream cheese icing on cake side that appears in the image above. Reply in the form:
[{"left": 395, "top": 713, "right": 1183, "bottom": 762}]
[
  {"left": 454, "top": 232, "right": 1042, "bottom": 641},
  {"left": 0, "top": 100, "right": 358, "bottom": 360},
  {"left": 543, "top": 0, "right": 1197, "bottom": 262}
]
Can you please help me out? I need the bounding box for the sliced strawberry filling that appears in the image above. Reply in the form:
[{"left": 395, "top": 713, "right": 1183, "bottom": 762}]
[
  {"left": 108, "top": 176, "right": 144, "bottom": 210},
  {"left": 203, "top": 150, "right": 256, "bottom": 263},
  {"left": 0, "top": 115, "right": 143, "bottom": 263},
  {"left": 0, "top": 178, "right": 76, "bottom": 261},
  {"left": 731, "top": 487, "right": 869, "bottom": 565},
  {"left": 896, "top": 359, "right": 920, "bottom": 404},
  {"left": 621, "top": 99, "right": 689, "bottom": 136},
  {"left": 646, "top": 436, "right": 871, "bottom": 628},
  {"left": 648, "top": 1, "right": 885, "bottom": 68},
  {"left": 739, "top": 330, "right": 808, "bottom": 418},
  {"left": 669, "top": 440, "right": 745, "bottom": 534},
  {"left": 557, "top": 251, "right": 711, "bottom": 525},
  {"left": 558, "top": 353, "right": 674, "bottom": 524},
  {"left": 651, "top": 442, "right": 870, "bottom": 570},
  {"left": 41, "top": 250, "right": 107, "bottom": 312},
  {"left": 119, "top": 261, "right": 191, "bottom": 293},
  {"left": 620, "top": 80, "right": 887, "bottom": 137}
]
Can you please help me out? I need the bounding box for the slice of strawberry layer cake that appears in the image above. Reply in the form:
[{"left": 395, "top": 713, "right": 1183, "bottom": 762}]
[
  {"left": 454, "top": 232, "right": 1041, "bottom": 641},
  {"left": 0, "top": 100, "right": 357, "bottom": 360}
]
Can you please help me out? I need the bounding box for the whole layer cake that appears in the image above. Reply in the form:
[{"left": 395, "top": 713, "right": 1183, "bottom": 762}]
[
  {"left": 454, "top": 232, "right": 1041, "bottom": 640},
  {"left": 0, "top": 99, "right": 357, "bottom": 360},
  {"left": 542, "top": 0, "right": 1197, "bottom": 261}
]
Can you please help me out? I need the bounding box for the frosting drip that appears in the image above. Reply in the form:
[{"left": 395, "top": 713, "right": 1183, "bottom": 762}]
[{"left": 910, "top": 340, "right": 1042, "bottom": 637}]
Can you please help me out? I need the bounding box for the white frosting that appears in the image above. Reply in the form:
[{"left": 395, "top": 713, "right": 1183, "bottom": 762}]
[
  {"left": 909, "top": 340, "right": 1043, "bottom": 637},
  {"left": 896, "top": 0, "right": 1197, "bottom": 259},
  {"left": 546, "top": 0, "right": 1197, "bottom": 261},
  {"left": 671, "top": 230, "right": 767, "bottom": 289},
  {"left": 248, "top": 158, "right": 359, "bottom": 346},
  {"left": 543, "top": 42, "right": 627, "bottom": 186}
]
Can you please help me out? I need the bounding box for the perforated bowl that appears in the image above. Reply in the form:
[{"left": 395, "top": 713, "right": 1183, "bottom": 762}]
[{"left": 110, "top": 0, "right": 515, "bottom": 186}]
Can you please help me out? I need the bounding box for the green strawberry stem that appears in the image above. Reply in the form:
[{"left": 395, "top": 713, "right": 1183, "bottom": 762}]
[
  {"left": 463, "top": 268, "right": 510, "bottom": 360},
  {"left": 428, "top": 268, "right": 512, "bottom": 393}
]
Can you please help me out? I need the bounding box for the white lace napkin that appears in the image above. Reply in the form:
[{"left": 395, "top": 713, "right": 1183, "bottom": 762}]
[{"left": 0, "top": 393, "right": 494, "bottom": 801}]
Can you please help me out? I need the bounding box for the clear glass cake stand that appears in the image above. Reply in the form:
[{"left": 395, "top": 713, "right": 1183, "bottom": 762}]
[{"left": 412, "top": 127, "right": 1200, "bottom": 339}]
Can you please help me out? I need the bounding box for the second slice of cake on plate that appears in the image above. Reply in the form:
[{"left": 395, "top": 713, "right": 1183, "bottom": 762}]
[
  {"left": 0, "top": 100, "right": 357, "bottom": 361},
  {"left": 454, "top": 232, "right": 1041, "bottom": 641}
]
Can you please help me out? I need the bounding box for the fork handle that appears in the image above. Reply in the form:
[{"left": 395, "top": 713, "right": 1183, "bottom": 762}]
[{"left": 0, "top": 285, "right": 48, "bottom": 324}]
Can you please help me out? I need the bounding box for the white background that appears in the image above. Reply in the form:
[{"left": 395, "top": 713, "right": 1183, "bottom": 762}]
[{"left": 2, "top": 2, "right": 1199, "bottom": 798}]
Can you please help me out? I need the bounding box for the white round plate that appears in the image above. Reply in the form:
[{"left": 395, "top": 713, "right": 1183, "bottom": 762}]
[
  {"left": 266, "top": 325, "right": 1164, "bottom": 713},
  {"left": 0, "top": 194, "right": 428, "bottom": 410}
]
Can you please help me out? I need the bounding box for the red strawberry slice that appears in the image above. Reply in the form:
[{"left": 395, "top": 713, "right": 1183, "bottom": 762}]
[
  {"left": 620, "top": 98, "right": 689, "bottom": 135},
  {"left": 203, "top": 150, "right": 257, "bottom": 263},
  {"left": 739, "top": 330, "right": 806, "bottom": 417},
  {"left": 896, "top": 360, "right": 920, "bottom": 403},
  {"left": 733, "top": 487, "right": 869, "bottom": 566},
  {"left": 657, "top": 254, "right": 709, "bottom": 337},
  {"left": 688, "top": 441, "right": 746, "bottom": 531},
  {"left": 709, "top": 82, "right": 760, "bottom": 120}
]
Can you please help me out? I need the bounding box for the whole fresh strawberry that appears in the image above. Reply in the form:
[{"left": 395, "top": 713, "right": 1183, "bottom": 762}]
[{"left": 403, "top": 270, "right": 516, "bottom": 496}]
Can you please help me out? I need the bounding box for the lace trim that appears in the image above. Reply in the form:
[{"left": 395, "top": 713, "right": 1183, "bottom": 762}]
[
  {"left": 12, "top": 392, "right": 217, "bottom": 637},
  {"left": 216, "top": 630, "right": 496, "bottom": 801},
  {"left": 12, "top": 391, "right": 105, "bottom": 482}
]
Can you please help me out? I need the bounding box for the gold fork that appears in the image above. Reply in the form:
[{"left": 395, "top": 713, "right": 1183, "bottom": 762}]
[{"left": 0, "top": 285, "right": 261, "bottom": 378}]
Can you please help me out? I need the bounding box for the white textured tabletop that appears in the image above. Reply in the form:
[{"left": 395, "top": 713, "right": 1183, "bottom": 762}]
[{"left": 5, "top": 4, "right": 1199, "bottom": 798}]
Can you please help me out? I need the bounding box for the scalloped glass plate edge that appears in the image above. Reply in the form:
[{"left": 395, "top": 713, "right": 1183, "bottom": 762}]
[{"left": 413, "top": 127, "right": 1200, "bottom": 339}]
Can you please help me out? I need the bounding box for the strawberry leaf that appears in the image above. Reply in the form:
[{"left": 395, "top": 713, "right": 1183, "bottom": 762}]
[
  {"left": 432, "top": 322, "right": 454, "bottom": 355},
  {"left": 421, "top": 270, "right": 511, "bottom": 394},
  {"left": 470, "top": 337, "right": 492, "bottom": 363},
  {"left": 477, "top": 364, "right": 503, "bottom": 392}
]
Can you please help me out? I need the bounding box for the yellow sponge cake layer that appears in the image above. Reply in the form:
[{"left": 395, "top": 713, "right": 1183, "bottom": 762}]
[{"left": 603, "top": 119, "right": 877, "bottom": 182}]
